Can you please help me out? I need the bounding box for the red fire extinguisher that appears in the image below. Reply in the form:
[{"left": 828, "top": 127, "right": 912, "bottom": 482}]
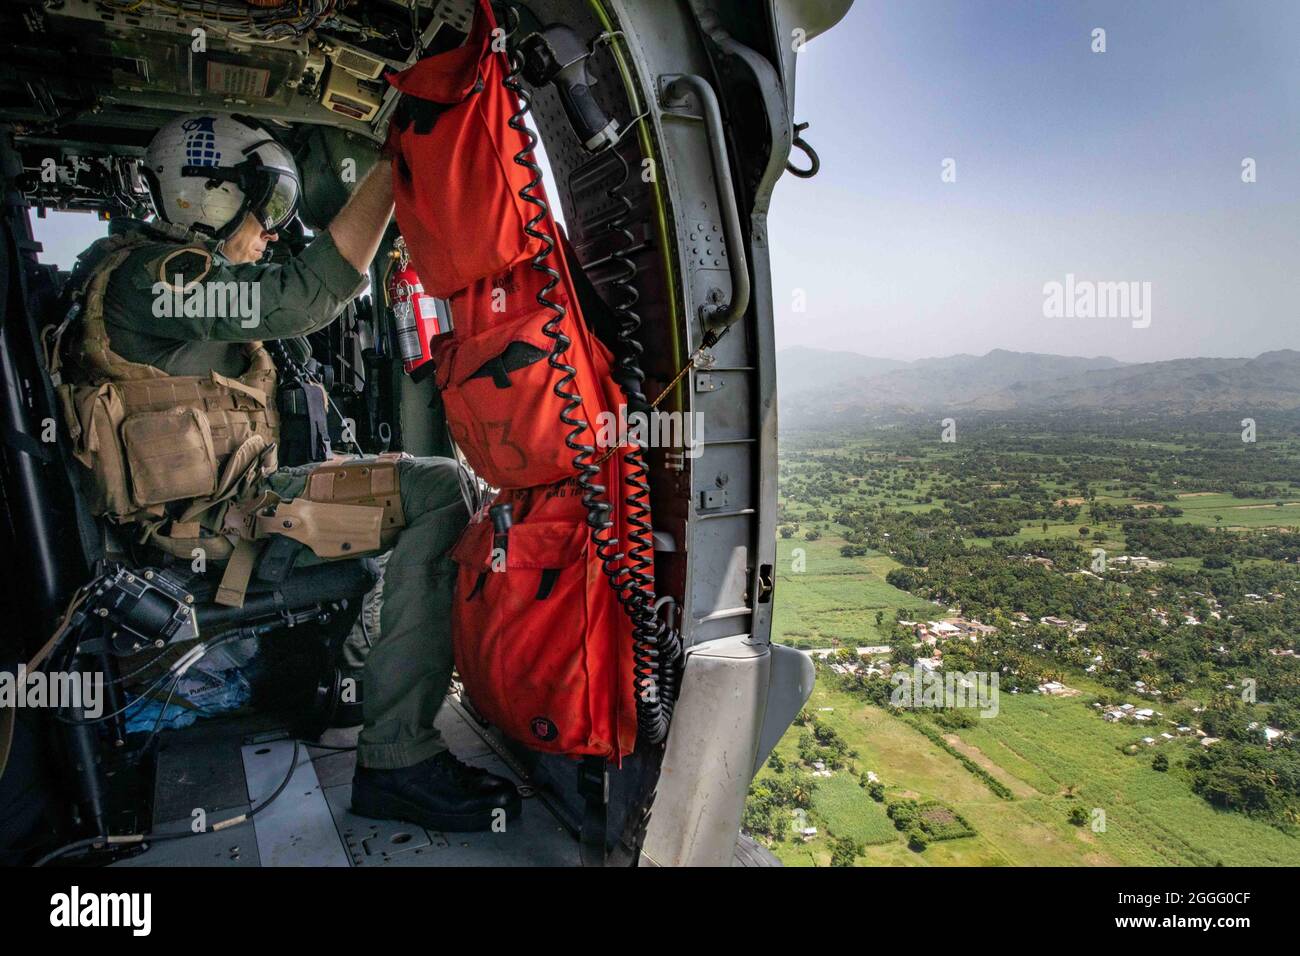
[{"left": 385, "top": 236, "right": 449, "bottom": 374}]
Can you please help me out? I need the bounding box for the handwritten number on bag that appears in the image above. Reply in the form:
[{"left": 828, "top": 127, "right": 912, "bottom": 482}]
[{"left": 482, "top": 419, "right": 527, "bottom": 472}]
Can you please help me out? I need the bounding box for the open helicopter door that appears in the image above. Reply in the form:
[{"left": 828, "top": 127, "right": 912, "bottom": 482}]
[
  {"left": 379, "top": 0, "right": 822, "bottom": 864},
  {"left": 0, "top": 0, "right": 847, "bottom": 869}
]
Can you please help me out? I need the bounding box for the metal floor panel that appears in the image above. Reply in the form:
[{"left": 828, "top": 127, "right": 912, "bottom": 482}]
[
  {"left": 241, "top": 739, "right": 350, "bottom": 867},
  {"left": 319, "top": 704, "right": 581, "bottom": 867},
  {"left": 149, "top": 732, "right": 253, "bottom": 825},
  {"left": 322, "top": 784, "right": 578, "bottom": 867},
  {"left": 113, "top": 821, "right": 261, "bottom": 867},
  {"left": 114, "top": 699, "right": 582, "bottom": 867}
]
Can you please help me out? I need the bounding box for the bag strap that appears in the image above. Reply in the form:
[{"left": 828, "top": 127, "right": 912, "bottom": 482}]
[
  {"left": 136, "top": 435, "right": 275, "bottom": 567},
  {"left": 209, "top": 369, "right": 273, "bottom": 408},
  {"left": 69, "top": 234, "right": 169, "bottom": 384},
  {"left": 577, "top": 756, "right": 610, "bottom": 867},
  {"left": 215, "top": 537, "right": 262, "bottom": 608},
  {"left": 138, "top": 519, "right": 236, "bottom": 564},
  {"left": 65, "top": 235, "right": 276, "bottom": 406}
]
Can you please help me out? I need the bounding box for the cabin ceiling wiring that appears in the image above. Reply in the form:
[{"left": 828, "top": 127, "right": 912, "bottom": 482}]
[{"left": 99, "top": 0, "right": 339, "bottom": 41}]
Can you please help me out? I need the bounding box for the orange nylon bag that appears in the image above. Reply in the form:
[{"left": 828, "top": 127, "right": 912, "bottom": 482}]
[
  {"left": 451, "top": 465, "right": 638, "bottom": 760},
  {"left": 396, "top": 1, "right": 649, "bottom": 761},
  {"left": 434, "top": 254, "right": 620, "bottom": 490},
  {"left": 387, "top": 0, "right": 542, "bottom": 297},
  {"left": 444, "top": 248, "right": 644, "bottom": 759}
]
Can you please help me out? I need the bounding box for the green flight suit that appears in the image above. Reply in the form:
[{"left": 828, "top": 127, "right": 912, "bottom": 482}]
[{"left": 97, "top": 223, "right": 466, "bottom": 769}]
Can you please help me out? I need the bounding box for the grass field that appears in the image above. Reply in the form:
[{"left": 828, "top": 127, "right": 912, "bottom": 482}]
[
  {"left": 773, "top": 533, "right": 936, "bottom": 648},
  {"left": 760, "top": 434, "right": 1300, "bottom": 865},
  {"left": 950, "top": 690, "right": 1300, "bottom": 866},
  {"left": 754, "top": 679, "right": 1300, "bottom": 867},
  {"left": 1168, "top": 493, "right": 1300, "bottom": 529},
  {"left": 811, "top": 774, "right": 897, "bottom": 846}
]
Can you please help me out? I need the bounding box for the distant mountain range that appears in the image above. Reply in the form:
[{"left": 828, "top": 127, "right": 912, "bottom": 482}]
[{"left": 777, "top": 346, "right": 1300, "bottom": 424}]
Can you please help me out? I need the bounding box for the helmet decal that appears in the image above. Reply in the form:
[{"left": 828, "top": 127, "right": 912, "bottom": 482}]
[
  {"left": 146, "top": 112, "right": 299, "bottom": 238},
  {"left": 182, "top": 117, "right": 222, "bottom": 167}
]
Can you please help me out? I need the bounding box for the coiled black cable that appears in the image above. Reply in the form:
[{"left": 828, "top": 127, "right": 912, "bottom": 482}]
[
  {"left": 503, "top": 44, "right": 622, "bottom": 566},
  {"left": 603, "top": 146, "right": 680, "bottom": 742},
  {"left": 501, "top": 20, "right": 679, "bottom": 744}
]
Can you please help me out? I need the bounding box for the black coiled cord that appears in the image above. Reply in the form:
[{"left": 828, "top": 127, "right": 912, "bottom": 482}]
[
  {"left": 502, "top": 34, "right": 678, "bottom": 743},
  {"left": 503, "top": 50, "right": 613, "bottom": 536},
  {"left": 604, "top": 146, "right": 680, "bottom": 742}
]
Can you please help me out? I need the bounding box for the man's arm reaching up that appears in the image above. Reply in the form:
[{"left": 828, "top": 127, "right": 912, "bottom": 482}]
[{"left": 328, "top": 160, "right": 395, "bottom": 276}]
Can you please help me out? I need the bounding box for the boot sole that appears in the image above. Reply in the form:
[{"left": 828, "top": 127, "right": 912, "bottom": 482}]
[{"left": 351, "top": 787, "right": 522, "bottom": 834}]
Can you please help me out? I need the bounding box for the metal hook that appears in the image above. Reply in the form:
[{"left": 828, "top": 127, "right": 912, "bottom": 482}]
[
  {"left": 786, "top": 120, "right": 820, "bottom": 178},
  {"left": 498, "top": 2, "right": 521, "bottom": 40},
  {"left": 600, "top": 107, "right": 649, "bottom": 151},
  {"left": 588, "top": 29, "right": 626, "bottom": 55}
]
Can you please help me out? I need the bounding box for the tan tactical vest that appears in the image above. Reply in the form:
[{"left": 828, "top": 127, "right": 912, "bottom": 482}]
[
  {"left": 51, "top": 233, "right": 280, "bottom": 537},
  {"left": 49, "top": 233, "right": 405, "bottom": 609}
]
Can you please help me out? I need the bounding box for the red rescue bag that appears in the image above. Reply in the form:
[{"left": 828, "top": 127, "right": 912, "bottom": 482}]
[
  {"left": 432, "top": 252, "right": 620, "bottom": 490},
  {"left": 451, "top": 465, "right": 638, "bottom": 760},
  {"left": 387, "top": 0, "right": 542, "bottom": 296},
  {"left": 392, "top": 0, "right": 652, "bottom": 762}
]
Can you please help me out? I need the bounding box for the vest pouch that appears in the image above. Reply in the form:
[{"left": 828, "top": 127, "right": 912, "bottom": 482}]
[
  {"left": 121, "top": 406, "right": 218, "bottom": 508},
  {"left": 439, "top": 310, "right": 609, "bottom": 489},
  {"left": 452, "top": 512, "right": 625, "bottom": 758},
  {"left": 58, "top": 382, "right": 133, "bottom": 517},
  {"left": 57, "top": 234, "right": 278, "bottom": 523}
]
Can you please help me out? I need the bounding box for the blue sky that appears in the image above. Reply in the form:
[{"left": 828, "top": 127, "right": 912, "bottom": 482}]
[
  {"left": 766, "top": 0, "right": 1300, "bottom": 361},
  {"left": 32, "top": 0, "right": 1300, "bottom": 364}
]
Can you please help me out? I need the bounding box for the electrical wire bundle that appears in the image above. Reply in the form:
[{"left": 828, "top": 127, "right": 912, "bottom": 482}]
[
  {"left": 101, "top": 0, "right": 337, "bottom": 41},
  {"left": 53, "top": 631, "right": 249, "bottom": 760},
  {"left": 30, "top": 590, "right": 357, "bottom": 866}
]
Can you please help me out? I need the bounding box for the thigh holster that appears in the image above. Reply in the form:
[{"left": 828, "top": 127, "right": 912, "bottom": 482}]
[
  {"left": 215, "top": 456, "right": 407, "bottom": 608},
  {"left": 300, "top": 456, "right": 407, "bottom": 549}
]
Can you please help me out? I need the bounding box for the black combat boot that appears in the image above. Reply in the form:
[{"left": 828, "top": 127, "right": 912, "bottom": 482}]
[{"left": 351, "top": 751, "right": 521, "bottom": 832}]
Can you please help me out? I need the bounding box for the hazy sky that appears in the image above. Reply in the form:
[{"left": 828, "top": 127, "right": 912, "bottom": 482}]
[
  {"left": 768, "top": 0, "right": 1300, "bottom": 362},
  {"left": 32, "top": 0, "right": 1300, "bottom": 364}
]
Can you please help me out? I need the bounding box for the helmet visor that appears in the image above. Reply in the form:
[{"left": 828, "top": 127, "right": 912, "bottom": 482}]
[
  {"left": 255, "top": 168, "right": 299, "bottom": 233},
  {"left": 178, "top": 156, "right": 299, "bottom": 237}
]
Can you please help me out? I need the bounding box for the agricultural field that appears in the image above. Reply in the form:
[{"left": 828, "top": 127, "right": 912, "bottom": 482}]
[
  {"left": 749, "top": 418, "right": 1300, "bottom": 866},
  {"left": 810, "top": 774, "right": 896, "bottom": 847},
  {"left": 1168, "top": 492, "right": 1300, "bottom": 529},
  {"left": 754, "top": 678, "right": 1300, "bottom": 867},
  {"left": 772, "top": 533, "right": 935, "bottom": 649}
]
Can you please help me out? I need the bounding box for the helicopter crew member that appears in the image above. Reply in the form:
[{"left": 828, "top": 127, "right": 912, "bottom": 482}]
[{"left": 63, "top": 112, "right": 517, "bottom": 832}]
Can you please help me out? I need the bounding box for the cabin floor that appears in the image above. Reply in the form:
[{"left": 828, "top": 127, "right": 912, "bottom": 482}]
[
  {"left": 107, "top": 694, "right": 777, "bottom": 868},
  {"left": 112, "top": 695, "right": 582, "bottom": 867}
]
